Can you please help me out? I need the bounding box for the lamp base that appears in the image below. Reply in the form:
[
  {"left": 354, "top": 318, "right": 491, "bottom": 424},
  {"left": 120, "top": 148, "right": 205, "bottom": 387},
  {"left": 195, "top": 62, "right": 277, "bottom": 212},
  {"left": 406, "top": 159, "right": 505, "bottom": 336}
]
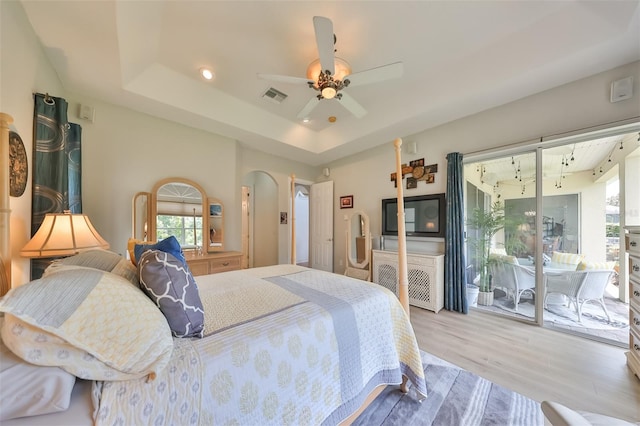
[{"left": 30, "top": 257, "right": 60, "bottom": 280}]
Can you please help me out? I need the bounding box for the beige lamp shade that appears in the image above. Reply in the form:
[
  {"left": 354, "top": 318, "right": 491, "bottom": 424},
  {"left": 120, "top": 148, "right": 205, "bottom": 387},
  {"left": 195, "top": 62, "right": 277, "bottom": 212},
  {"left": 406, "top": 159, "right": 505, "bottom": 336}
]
[{"left": 21, "top": 213, "right": 110, "bottom": 258}]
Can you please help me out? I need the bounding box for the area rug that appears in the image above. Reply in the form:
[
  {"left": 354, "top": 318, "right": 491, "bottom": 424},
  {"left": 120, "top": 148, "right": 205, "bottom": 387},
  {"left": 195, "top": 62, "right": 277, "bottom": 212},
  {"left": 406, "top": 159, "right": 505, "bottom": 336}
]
[{"left": 353, "top": 351, "right": 543, "bottom": 426}]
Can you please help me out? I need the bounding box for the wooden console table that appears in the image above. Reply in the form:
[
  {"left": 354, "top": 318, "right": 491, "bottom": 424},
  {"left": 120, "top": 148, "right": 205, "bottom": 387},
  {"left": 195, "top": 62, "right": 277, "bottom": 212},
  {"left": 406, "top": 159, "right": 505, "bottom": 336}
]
[{"left": 184, "top": 251, "right": 243, "bottom": 276}]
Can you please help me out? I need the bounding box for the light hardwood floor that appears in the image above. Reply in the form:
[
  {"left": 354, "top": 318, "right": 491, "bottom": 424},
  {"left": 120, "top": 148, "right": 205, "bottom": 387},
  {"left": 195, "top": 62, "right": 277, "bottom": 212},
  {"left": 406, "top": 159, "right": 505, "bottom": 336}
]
[{"left": 410, "top": 306, "right": 640, "bottom": 423}]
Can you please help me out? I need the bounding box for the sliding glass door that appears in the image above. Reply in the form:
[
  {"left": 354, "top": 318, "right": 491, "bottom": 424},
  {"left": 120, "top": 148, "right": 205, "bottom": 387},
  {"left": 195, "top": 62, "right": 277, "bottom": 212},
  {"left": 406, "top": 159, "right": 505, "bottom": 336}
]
[
  {"left": 464, "top": 152, "right": 538, "bottom": 323},
  {"left": 464, "top": 127, "right": 637, "bottom": 345}
]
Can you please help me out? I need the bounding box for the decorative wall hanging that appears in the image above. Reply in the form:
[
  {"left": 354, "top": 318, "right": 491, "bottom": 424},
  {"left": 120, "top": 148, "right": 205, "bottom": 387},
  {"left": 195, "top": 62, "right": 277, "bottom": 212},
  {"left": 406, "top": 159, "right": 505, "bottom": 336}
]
[
  {"left": 340, "top": 195, "right": 353, "bottom": 209},
  {"left": 9, "top": 131, "right": 27, "bottom": 197},
  {"left": 390, "top": 158, "right": 439, "bottom": 187}
]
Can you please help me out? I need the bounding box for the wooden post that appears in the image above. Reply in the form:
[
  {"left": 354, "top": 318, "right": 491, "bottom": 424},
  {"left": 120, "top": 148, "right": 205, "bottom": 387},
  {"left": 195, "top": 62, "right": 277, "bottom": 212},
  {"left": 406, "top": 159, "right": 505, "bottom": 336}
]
[
  {"left": 394, "top": 138, "right": 409, "bottom": 317},
  {"left": 290, "top": 174, "right": 296, "bottom": 265},
  {"left": 0, "top": 113, "right": 14, "bottom": 296}
]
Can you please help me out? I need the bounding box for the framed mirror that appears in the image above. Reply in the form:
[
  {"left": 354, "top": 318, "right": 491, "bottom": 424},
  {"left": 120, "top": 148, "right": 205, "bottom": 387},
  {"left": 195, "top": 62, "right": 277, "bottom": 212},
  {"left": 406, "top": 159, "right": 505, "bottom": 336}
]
[
  {"left": 208, "top": 197, "right": 224, "bottom": 251},
  {"left": 132, "top": 192, "right": 151, "bottom": 241},
  {"left": 149, "top": 178, "right": 208, "bottom": 252},
  {"left": 346, "top": 210, "right": 371, "bottom": 271}
]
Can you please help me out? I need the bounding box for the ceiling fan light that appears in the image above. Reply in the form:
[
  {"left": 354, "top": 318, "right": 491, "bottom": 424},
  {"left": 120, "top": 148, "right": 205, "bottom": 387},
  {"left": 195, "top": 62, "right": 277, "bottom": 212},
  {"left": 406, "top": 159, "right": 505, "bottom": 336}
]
[
  {"left": 306, "top": 57, "right": 351, "bottom": 86},
  {"left": 321, "top": 86, "right": 337, "bottom": 99}
]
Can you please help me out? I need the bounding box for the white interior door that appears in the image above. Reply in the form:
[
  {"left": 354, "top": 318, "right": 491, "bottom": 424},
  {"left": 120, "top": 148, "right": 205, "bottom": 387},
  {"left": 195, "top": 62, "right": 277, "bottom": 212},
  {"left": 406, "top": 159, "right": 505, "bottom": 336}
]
[{"left": 310, "top": 181, "right": 333, "bottom": 272}]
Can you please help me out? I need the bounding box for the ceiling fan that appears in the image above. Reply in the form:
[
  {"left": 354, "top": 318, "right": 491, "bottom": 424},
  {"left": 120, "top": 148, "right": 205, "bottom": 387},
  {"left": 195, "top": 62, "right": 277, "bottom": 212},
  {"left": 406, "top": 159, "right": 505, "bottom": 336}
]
[{"left": 258, "top": 16, "right": 403, "bottom": 119}]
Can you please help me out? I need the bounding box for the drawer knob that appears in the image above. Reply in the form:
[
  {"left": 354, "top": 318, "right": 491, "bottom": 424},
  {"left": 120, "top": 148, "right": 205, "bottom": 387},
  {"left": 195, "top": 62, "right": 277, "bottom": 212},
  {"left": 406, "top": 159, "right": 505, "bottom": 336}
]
[
  {"left": 222, "top": 262, "right": 230, "bottom": 266},
  {"left": 635, "top": 344, "right": 640, "bottom": 351},
  {"left": 635, "top": 318, "right": 640, "bottom": 326},
  {"left": 635, "top": 290, "right": 640, "bottom": 297},
  {"left": 633, "top": 265, "right": 640, "bottom": 272},
  {"left": 631, "top": 241, "right": 637, "bottom": 247}
]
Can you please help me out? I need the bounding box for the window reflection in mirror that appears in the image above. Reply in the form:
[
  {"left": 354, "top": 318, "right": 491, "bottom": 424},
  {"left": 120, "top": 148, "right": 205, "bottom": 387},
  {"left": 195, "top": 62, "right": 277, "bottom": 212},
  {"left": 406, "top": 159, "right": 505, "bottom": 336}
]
[{"left": 156, "top": 182, "right": 203, "bottom": 249}]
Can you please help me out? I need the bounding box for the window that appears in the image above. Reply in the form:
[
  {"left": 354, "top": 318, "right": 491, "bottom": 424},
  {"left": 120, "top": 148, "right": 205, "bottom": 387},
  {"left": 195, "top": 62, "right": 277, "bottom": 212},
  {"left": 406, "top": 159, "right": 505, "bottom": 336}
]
[{"left": 156, "top": 215, "right": 203, "bottom": 248}]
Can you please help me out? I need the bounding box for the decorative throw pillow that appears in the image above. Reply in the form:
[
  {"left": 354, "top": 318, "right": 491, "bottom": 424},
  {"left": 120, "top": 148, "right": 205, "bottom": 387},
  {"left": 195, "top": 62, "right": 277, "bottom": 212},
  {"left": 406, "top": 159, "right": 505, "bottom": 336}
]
[
  {"left": 44, "top": 249, "right": 138, "bottom": 285},
  {"left": 134, "top": 236, "right": 186, "bottom": 267},
  {"left": 0, "top": 268, "right": 173, "bottom": 381},
  {"left": 138, "top": 250, "right": 204, "bottom": 338},
  {"left": 0, "top": 316, "right": 76, "bottom": 421}
]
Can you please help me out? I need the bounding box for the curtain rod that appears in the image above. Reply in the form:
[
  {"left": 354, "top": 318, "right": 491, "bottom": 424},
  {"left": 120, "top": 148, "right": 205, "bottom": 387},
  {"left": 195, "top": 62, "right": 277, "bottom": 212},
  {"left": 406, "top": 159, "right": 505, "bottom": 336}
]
[{"left": 32, "top": 92, "right": 55, "bottom": 105}]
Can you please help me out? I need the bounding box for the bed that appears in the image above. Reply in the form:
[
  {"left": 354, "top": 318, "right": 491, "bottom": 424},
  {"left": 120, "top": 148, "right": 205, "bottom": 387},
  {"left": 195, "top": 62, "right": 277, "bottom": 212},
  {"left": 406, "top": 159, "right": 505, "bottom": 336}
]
[{"left": 0, "top": 250, "right": 426, "bottom": 425}]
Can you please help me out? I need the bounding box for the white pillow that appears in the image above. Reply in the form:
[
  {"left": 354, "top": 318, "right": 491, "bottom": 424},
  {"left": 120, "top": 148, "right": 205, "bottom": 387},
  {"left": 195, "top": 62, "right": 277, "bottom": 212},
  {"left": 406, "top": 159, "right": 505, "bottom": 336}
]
[
  {"left": 0, "top": 316, "right": 76, "bottom": 421},
  {"left": 0, "top": 268, "right": 173, "bottom": 381},
  {"left": 541, "top": 401, "right": 637, "bottom": 426}
]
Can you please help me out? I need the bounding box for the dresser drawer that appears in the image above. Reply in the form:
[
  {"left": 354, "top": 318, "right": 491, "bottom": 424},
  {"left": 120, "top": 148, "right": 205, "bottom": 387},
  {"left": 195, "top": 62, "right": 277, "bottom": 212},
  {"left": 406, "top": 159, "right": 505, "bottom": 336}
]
[
  {"left": 631, "top": 278, "right": 640, "bottom": 306},
  {"left": 209, "top": 256, "right": 241, "bottom": 273},
  {"left": 631, "top": 301, "right": 640, "bottom": 335},
  {"left": 631, "top": 328, "right": 640, "bottom": 360},
  {"left": 630, "top": 255, "right": 640, "bottom": 282},
  {"left": 628, "top": 232, "right": 640, "bottom": 257},
  {"left": 187, "top": 260, "right": 210, "bottom": 276}
]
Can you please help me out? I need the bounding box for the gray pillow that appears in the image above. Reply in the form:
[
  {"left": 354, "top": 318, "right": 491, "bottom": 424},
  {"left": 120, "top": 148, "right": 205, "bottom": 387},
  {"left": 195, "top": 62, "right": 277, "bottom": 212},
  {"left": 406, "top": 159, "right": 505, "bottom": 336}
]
[
  {"left": 138, "top": 250, "right": 205, "bottom": 338},
  {"left": 45, "top": 249, "right": 138, "bottom": 285}
]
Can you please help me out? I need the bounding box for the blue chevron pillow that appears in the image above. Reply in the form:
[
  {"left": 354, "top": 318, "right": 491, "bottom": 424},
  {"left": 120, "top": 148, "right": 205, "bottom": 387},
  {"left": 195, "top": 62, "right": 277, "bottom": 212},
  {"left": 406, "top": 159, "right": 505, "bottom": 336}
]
[{"left": 138, "top": 250, "right": 204, "bottom": 338}]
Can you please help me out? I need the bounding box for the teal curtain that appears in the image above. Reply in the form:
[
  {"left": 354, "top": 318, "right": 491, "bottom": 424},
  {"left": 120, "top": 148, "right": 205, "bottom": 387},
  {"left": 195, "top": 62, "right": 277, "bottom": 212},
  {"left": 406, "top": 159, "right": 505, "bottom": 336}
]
[
  {"left": 444, "top": 152, "right": 467, "bottom": 313},
  {"left": 31, "top": 93, "right": 82, "bottom": 278}
]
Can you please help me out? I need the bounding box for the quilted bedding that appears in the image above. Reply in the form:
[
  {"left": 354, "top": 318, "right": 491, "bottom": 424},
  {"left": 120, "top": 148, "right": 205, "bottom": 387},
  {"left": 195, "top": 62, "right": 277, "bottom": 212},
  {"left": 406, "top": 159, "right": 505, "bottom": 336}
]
[{"left": 92, "top": 265, "right": 427, "bottom": 425}]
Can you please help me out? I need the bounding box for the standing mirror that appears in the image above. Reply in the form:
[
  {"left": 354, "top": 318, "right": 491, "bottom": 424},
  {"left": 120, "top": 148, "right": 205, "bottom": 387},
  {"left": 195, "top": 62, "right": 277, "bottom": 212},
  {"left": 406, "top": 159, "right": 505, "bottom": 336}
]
[
  {"left": 150, "top": 178, "right": 208, "bottom": 252},
  {"left": 345, "top": 210, "right": 371, "bottom": 280},
  {"left": 208, "top": 197, "right": 224, "bottom": 251}
]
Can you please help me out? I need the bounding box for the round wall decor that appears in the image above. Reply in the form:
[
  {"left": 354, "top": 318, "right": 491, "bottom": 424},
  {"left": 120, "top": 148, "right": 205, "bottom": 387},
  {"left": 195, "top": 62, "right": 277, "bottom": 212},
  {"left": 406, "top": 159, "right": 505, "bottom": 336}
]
[{"left": 9, "top": 131, "right": 28, "bottom": 197}]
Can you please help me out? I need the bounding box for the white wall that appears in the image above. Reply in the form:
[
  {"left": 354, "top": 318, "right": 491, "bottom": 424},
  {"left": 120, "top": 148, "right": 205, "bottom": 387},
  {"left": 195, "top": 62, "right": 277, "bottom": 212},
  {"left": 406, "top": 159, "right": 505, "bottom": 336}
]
[
  {"left": 327, "top": 61, "right": 639, "bottom": 273},
  {"left": 1, "top": 1, "right": 319, "bottom": 285},
  {"left": 1, "top": 0, "right": 66, "bottom": 286}
]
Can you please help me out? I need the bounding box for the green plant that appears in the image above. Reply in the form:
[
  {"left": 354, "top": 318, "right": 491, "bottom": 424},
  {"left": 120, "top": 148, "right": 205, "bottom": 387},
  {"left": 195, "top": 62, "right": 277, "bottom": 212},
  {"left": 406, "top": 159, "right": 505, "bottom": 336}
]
[{"left": 467, "top": 201, "right": 505, "bottom": 292}]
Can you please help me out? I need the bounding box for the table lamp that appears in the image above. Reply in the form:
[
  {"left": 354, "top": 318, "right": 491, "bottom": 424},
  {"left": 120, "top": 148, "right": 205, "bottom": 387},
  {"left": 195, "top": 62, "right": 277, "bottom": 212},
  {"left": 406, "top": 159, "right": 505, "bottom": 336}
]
[{"left": 21, "top": 212, "right": 110, "bottom": 258}]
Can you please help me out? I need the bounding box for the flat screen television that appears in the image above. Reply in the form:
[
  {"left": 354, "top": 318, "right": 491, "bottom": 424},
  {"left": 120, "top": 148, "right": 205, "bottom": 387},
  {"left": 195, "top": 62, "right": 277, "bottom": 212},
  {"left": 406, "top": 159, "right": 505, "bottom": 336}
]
[{"left": 381, "top": 193, "right": 446, "bottom": 238}]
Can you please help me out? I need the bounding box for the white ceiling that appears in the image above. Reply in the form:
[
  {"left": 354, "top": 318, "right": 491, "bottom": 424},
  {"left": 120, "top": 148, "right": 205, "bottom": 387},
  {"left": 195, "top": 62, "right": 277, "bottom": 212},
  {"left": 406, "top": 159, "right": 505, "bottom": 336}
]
[{"left": 21, "top": 1, "right": 640, "bottom": 166}]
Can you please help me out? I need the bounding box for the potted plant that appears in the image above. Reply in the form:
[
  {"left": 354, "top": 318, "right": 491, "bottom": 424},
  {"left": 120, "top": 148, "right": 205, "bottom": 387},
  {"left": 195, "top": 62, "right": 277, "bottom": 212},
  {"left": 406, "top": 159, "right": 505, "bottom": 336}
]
[{"left": 466, "top": 201, "right": 506, "bottom": 305}]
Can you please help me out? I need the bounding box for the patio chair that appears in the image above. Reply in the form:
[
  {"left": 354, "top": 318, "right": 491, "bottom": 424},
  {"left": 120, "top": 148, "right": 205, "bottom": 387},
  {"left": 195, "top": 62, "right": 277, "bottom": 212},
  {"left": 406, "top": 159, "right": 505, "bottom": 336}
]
[
  {"left": 489, "top": 255, "right": 535, "bottom": 311},
  {"left": 544, "top": 269, "right": 613, "bottom": 322}
]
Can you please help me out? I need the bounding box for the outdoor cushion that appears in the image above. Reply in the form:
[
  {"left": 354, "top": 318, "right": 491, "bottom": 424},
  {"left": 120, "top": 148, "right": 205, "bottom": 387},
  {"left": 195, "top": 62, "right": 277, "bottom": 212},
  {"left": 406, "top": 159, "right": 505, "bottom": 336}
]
[
  {"left": 576, "top": 260, "right": 616, "bottom": 271},
  {"left": 551, "top": 251, "right": 585, "bottom": 265}
]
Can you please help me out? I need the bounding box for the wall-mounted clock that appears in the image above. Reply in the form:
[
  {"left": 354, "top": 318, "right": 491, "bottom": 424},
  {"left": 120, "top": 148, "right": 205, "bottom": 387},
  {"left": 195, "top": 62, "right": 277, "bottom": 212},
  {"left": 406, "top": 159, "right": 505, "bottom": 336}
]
[{"left": 9, "top": 131, "right": 28, "bottom": 197}]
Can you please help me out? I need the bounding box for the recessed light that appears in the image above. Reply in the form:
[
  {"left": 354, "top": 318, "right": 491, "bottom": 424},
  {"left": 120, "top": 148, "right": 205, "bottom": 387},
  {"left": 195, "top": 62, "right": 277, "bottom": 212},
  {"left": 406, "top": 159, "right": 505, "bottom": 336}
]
[
  {"left": 302, "top": 118, "right": 310, "bottom": 123},
  {"left": 200, "top": 67, "right": 214, "bottom": 81}
]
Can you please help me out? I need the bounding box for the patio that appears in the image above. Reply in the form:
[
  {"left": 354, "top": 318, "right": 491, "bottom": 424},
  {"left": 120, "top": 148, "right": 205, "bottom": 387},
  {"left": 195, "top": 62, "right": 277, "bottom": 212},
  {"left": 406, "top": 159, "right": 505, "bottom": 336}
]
[{"left": 476, "top": 280, "right": 629, "bottom": 345}]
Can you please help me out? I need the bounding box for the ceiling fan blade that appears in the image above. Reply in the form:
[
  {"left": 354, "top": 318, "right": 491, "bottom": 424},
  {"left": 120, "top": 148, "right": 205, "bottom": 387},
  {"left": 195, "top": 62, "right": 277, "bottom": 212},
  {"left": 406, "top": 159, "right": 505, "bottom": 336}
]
[
  {"left": 296, "top": 96, "right": 321, "bottom": 119},
  {"left": 257, "top": 73, "right": 311, "bottom": 85},
  {"left": 338, "top": 92, "right": 367, "bottom": 118},
  {"left": 345, "top": 62, "right": 404, "bottom": 87},
  {"left": 313, "top": 16, "right": 335, "bottom": 75}
]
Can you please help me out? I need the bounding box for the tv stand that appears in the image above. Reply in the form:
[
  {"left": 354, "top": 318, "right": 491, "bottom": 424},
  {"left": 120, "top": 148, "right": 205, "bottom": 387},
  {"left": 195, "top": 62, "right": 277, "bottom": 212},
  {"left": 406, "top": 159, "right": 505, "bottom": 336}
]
[{"left": 372, "top": 250, "right": 444, "bottom": 313}]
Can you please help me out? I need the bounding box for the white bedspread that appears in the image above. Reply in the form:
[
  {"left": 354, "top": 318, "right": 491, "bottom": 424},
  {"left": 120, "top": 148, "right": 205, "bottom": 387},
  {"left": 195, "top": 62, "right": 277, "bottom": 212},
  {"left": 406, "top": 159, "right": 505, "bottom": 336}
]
[{"left": 92, "top": 265, "right": 426, "bottom": 425}]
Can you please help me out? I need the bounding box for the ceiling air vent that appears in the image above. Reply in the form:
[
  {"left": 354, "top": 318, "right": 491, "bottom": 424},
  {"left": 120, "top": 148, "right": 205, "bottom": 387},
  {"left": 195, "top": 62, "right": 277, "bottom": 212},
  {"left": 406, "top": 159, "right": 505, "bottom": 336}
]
[{"left": 262, "top": 87, "right": 288, "bottom": 104}]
